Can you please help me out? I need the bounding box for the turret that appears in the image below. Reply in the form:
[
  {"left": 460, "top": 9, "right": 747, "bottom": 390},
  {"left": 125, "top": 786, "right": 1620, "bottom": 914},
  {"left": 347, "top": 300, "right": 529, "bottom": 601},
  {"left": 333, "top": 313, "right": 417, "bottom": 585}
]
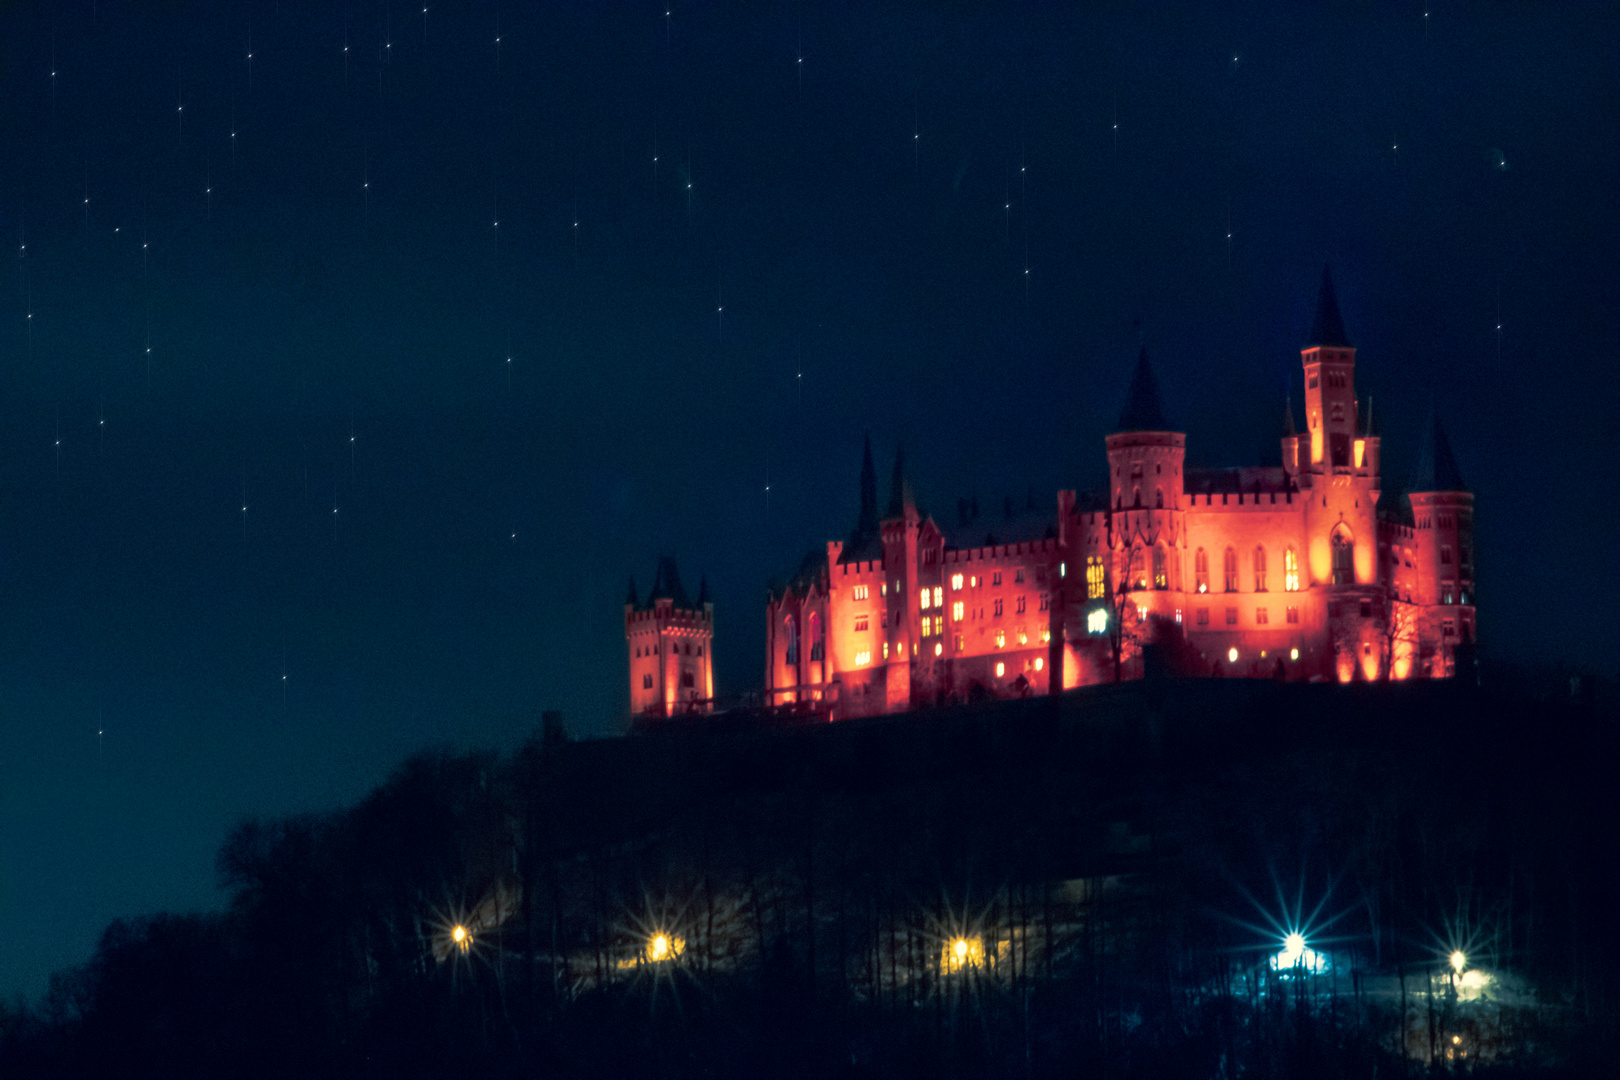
[
  {"left": 1408, "top": 405, "right": 1475, "bottom": 675},
  {"left": 1105, "top": 347, "right": 1187, "bottom": 602},
  {"left": 880, "top": 445, "right": 918, "bottom": 710},
  {"left": 625, "top": 557, "right": 714, "bottom": 717},
  {"left": 1301, "top": 266, "right": 1358, "bottom": 468}
]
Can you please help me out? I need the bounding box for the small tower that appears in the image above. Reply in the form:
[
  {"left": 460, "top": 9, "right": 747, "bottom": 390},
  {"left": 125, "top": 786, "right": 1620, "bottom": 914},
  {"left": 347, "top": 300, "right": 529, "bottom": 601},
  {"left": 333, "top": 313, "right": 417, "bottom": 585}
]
[
  {"left": 1408, "top": 405, "right": 1475, "bottom": 677},
  {"left": 625, "top": 557, "right": 714, "bottom": 717},
  {"left": 880, "top": 445, "right": 920, "bottom": 712},
  {"left": 1104, "top": 348, "right": 1187, "bottom": 634}
]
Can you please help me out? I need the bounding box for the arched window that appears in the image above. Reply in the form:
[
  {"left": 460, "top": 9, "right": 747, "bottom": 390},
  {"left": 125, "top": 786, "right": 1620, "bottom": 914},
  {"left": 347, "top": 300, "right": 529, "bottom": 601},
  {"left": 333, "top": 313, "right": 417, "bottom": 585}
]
[
  {"left": 1195, "top": 548, "right": 1208, "bottom": 594},
  {"left": 1253, "top": 547, "right": 1268, "bottom": 592},
  {"left": 1284, "top": 547, "right": 1300, "bottom": 591},
  {"left": 1085, "top": 555, "right": 1105, "bottom": 599},
  {"left": 1152, "top": 546, "right": 1168, "bottom": 590},
  {"left": 1331, "top": 526, "right": 1354, "bottom": 585},
  {"left": 1155, "top": 488, "right": 1164, "bottom": 509},
  {"left": 809, "top": 612, "right": 824, "bottom": 662},
  {"left": 784, "top": 615, "right": 798, "bottom": 666},
  {"left": 1223, "top": 547, "right": 1239, "bottom": 592},
  {"left": 1133, "top": 486, "right": 1142, "bottom": 509}
]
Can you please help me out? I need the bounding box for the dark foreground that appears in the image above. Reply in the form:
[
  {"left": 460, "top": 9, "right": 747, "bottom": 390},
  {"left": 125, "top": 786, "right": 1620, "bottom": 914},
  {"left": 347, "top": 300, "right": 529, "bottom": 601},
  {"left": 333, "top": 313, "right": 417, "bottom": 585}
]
[{"left": 3, "top": 667, "right": 1616, "bottom": 1079}]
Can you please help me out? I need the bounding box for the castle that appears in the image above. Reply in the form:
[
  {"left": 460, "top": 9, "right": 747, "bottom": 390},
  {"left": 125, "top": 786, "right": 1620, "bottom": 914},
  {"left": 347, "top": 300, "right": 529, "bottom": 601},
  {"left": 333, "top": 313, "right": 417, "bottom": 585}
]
[{"left": 629, "top": 269, "right": 1476, "bottom": 719}]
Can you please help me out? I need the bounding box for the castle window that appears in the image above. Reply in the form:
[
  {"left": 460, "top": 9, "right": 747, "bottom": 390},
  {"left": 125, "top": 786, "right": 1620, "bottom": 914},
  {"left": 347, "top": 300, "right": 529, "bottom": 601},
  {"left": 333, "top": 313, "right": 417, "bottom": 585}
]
[
  {"left": 643, "top": 674, "right": 654, "bottom": 689},
  {"left": 685, "top": 642, "right": 692, "bottom": 655},
  {"left": 1038, "top": 594, "right": 1049, "bottom": 611},
  {"left": 953, "top": 634, "right": 963, "bottom": 651},
  {"left": 1284, "top": 547, "right": 1300, "bottom": 591},
  {"left": 995, "top": 661, "right": 1006, "bottom": 678},
  {"left": 951, "top": 574, "right": 963, "bottom": 591},
  {"left": 1253, "top": 547, "right": 1267, "bottom": 592},
  {"left": 681, "top": 671, "right": 694, "bottom": 688},
  {"left": 993, "top": 571, "right": 1002, "bottom": 586},
  {"left": 1256, "top": 607, "right": 1269, "bottom": 625},
  {"left": 1308, "top": 375, "right": 1319, "bottom": 390},
  {"left": 697, "top": 646, "right": 703, "bottom": 656},
  {"left": 855, "top": 650, "right": 871, "bottom": 667},
  {"left": 1441, "top": 546, "right": 1452, "bottom": 565},
  {"left": 1331, "top": 526, "right": 1354, "bottom": 585},
  {"left": 1286, "top": 606, "right": 1299, "bottom": 624},
  {"left": 1153, "top": 546, "right": 1168, "bottom": 590},
  {"left": 785, "top": 616, "right": 798, "bottom": 665},
  {"left": 854, "top": 616, "right": 869, "bottom": 632},
  {"left": 994, "top": 598, "right": 1004, "bottom": 617},
  {"left": 995, "top": 630, "right": 1006, "bottom": 648},
  {"left": 809, "top": 613, "right": 824, "bottom": 661},
  {"left": 932, "top": 585, "right": 943, "bottom": 608},
  {"left": 920, "top": 588, "right": 931, "bottom": 610},
  {"left": 1155, "top": 488, "right": 1164, "bottom": 509},
  {"left": 853, "top": 584, "right": 869, "bottom": 600},
  {"left": 1174, "top": 608, "right": 1183, "bottom": 624},
  {"left": 1015, "top": 568, "right": 1025, "bottom": 583},
  {"left": 1225, "top": 607, "right": 1238, "bottom": 626},
  {"left": 970, "top": 575, "right": 980, "bottom": 588},
  {"left": 1133, "top": 486, "right": 1142, "bottom": 508},
  {"left": 883, "top": 642, "right": 889, "bottom": 659},
  {"left": 1016, "top": 595, "right": 1026, "bottom": 614},
  {"left": 1196, "top": 608, "right": 1209, "bottom": 626},
  {"left": 1041, "top": 629, "right": 1051, "bottom": 642},
  {"left": 1088, "top": 609, "right": 1109, "bottom": 634},
  {"left": 1223, "top": 547, "right": 1239, "bottom": 592},
  {"left": 1086, "top": 556, "right": 1105, "bottom": 599},
  {"left": 1195, "top": 548, "right": 1208, "bottom": 593},
  {"left": 881, "top": 582, "right": 888, "bottom": 596},
  {"left": 952, "top": 601, "right": 964, "bottom": 621},
  {"left": 1018, "top": 629, "right": 1028, "bottom": 645}
]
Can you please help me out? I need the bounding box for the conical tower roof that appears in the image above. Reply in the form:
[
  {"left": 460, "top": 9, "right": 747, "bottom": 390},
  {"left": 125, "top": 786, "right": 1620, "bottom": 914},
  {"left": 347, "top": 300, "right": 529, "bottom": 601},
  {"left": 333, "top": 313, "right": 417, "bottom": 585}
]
[
  {"left": 1115, "top": 347, "right": 1172, "bottom": 432},
  {"left": 1308, "top": 265, "right": 1352, "bottom": 348},
  {"left": 1411, "top": 403, "right": 1467, "bottom": 492},
  {"left": 645, "top": 556, "right": 693, "bottom": 608},
  {"left": 884, "top": 444, "right": 914, "bottom": 519}
]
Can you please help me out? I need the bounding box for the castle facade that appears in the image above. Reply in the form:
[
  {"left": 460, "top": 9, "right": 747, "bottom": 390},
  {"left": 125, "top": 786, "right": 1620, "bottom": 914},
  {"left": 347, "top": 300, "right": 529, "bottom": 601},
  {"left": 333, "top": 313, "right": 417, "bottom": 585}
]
[{"left": 756, "top": 270, "right": 1476, "bottom": 718}]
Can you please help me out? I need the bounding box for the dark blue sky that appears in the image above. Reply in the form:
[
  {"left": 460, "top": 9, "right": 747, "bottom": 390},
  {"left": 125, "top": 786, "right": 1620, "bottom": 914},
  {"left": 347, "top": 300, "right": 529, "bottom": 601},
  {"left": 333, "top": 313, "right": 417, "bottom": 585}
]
[{"left": 2, "top": 1, "right": 1615, "bottom": 998}]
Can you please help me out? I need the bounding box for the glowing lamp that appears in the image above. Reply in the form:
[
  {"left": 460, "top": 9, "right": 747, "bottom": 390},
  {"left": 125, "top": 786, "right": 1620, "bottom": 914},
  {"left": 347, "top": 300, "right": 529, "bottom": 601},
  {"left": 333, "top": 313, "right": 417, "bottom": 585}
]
[
  {"left": 649, "top": 933, "right": 671, "bottom": 961},
  {"left": 1290, "top": 647, "right": 1299, "bottom": 661},
  {"left": 953, "top": 939, "right": 969, "bottom": 961},
  {"left": 934, "top": 642, "right": 943, "bottom": 657},
  {"left": 1227, "top": 646, "right": 1239, "bottom": 664},
  {"left": 994, "top": 661, "right": 1005, "bottom": 678},
  {"left": 1270, "top": 931, "right": 1327, "bottom": 974},
  {"left": 452, "top": 924, "right": 471, "bottom": 954},
  {"left": 1450, "top": 950, "right": 1466, "bottom": 974}
]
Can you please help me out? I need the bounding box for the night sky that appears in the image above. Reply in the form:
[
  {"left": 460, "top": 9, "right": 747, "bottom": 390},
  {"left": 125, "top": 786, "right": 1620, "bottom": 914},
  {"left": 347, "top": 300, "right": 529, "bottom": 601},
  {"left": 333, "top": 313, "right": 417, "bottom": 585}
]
[{"left": 2, "top": 1, "right": 1615, "bottom": 999}]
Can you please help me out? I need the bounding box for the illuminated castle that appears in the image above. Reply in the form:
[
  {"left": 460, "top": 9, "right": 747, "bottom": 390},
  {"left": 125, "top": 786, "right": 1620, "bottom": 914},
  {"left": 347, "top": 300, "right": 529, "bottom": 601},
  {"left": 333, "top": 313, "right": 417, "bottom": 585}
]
[
  {"left": 755, "top": 269, "right": 1476, "bottom": 718},
  {"left": 625, "top": 557, "right": 715, "bottom": 716}
]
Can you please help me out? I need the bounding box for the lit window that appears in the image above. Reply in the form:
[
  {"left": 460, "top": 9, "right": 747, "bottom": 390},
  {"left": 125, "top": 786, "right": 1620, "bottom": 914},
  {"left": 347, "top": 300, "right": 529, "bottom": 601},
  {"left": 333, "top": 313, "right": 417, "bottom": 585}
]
[
  {"left": 1195, "top": 548, "right": 1208, "bottom": 593},
  {"left": 1286, "top": 606, "right": 1299, "bottom": 624},
  {"left": 1284, "top": 548, "right": 1300, "bottom": 592},
  {"left": 1136, "top": 605, "right": 1147, "bottom": 622},
  {"left": 1174, "top": 608, "right": 1182, "bottom": 623},
  {"left": 920, "top": 588, "right": 931, "bottom": 610},
  {"left": 952, "top": 601, "right": 964, "bottom": 620},
  {"left": 882, "top": 642, "right": 889, "bottom": 659},
  {"left": 856, "top": 650, "right": 871, "bottom": 666},
  {"left": 1225, "top": 607, "right": 1237, "bottom": 626},
  {"left": 1256, "top": 607, "right": 1269, "bottom": 625},
  {"left": 1016, "top": 595, "right": 1026, "bottom": 614},
  {"left": 1153, "top": 546, "right": 1168, "bottom": 590},
  {"left": 1015, "top": 569, "right": 1025, "bottom": 583},
  {"left": 970, "top": 575, "right": 979, "bottom": 587},
  {"left": 934, "top": 615, "right": 944, "bottom": 636},
  {"left": 953, "top": 634, "right": 963, "bottom": 651},
  {"left": 853, "top": 584, "right": 868, "bottom": 600},
  {"left": 1040, "top": 629, "right": 1050, "bottom": 642},
  {"left": 881, "top": 582, "right": 888, "bottom": 596},
  {"left": 995, "top": 661, "right": 1005, "bottom": 678},
  {"left": 1223, "top": 547, "right": 1238, "bottom": 592},
  {"left": 932, "top": 586, "right": 943, "bottom": 608},
  {"left": 995, "top": 629, "right": 1006, "bottom": 648},
  {"left": 1034, "top": 657, "right": 1044, "bottom": 671},
  {"left": 1017, "top": 630, "right": 1028, "bottom": 645},
  {"left": 951, "top": 573, "right": 964, "bottom": 590},
  {"left": 1086, "top": 556, "right": 1105, "bottom": 599},
  {"left": 1227, "top": 646, "right": 1239, "bottom": 664},
  {"left": 854, "top": 616, "right": 869, "bottom": 632},
  {"left": 1253, "top": 547, "right": 1267, "bottom": 592},
  {"left": 1087, "top": 609, "right": 1108, "bottom": 634},
  {"left": 1059, "top": 562, "right": 1066, "bottom": 578},
  {"left": 993, "top": 571, "right": 1002, "bottom": 586}
]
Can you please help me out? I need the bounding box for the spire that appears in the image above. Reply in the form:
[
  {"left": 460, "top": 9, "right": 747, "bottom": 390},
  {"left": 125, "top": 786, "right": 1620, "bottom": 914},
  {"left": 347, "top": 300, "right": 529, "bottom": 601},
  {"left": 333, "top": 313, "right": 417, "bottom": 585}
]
[
  {"left": 856, "top": 432, "right": 879, "bottom": 538},
  {"left": 626, "top": 576, "right": 639, "bottom": 607},
  {"left": 885, "top": 444, "right": 913, "bottom": 519},
  {"left": 646, "top": 556, "right": 692, "bottom": 608},
  {"left": 1282, "top": 398, "right": 1298, "bottom": 437},
  {"left": 697, "top": 574, "right": 711, "bottom": 605},
  {"left": 1115, "top": 347, "right": 1171, "bottom": 432},
  {"left": 1308, "top": 265, "right": 1352, "bottom": 348},
  {"left": 1411, "top": 402, "right": 1467, "bottom": 492}
]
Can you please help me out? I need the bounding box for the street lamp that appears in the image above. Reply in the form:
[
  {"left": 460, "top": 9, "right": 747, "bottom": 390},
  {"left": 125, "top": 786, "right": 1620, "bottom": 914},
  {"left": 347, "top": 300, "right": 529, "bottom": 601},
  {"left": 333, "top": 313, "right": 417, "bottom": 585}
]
[{"left": 452, "top": 924, "right": 471, "bottom": 955}]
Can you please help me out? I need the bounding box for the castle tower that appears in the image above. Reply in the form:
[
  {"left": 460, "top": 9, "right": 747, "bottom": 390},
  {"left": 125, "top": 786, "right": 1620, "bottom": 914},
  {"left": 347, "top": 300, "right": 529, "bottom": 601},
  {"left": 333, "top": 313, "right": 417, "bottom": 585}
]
[
  {"left": 1297, "top": 267, "right": 1383, "bottom": 678},
  {"left": 624, "top": 557, "right": 714, "bottom": 717},
  {"left": 880, "top": 446, "right": 920, "bottom": 712},
  {"left": 1104, "top": 348, "right": 1187, "bottom": 640},
  {"left": 1408, "top": 405, "right": 1475, "bottom": 677}
]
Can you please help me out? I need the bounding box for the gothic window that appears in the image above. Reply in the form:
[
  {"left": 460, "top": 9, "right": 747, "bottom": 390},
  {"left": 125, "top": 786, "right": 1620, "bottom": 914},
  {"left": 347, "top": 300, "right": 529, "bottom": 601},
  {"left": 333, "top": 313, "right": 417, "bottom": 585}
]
[
  {"left": 1331, "top": 525, "right": 1355, "bottom": 585},
  {"left": 1015, "top": 569, "right": 1025, "bottom": 583},
  {"left": 1286, "top": 606, "right": 1299, "bottom": 624},
  {"left": 1253, "top": 547, "right": 1268, "bottom": 592},
  {"left": 784, "top": 616, "right": 798, "bottom": 666},
  {"left": 809, "top": 613, "right": 824, "bottom": 661},
  {"left": 1195, "top": 548, "right": 1209, "bottom": 594},
  {"left": 1441, "top": 546, "right": 1452, "bottom": 565},
  {"left": 1223, "top": 547, "right": 1239, "bottom": 592},
  {"left": 1155, "top": 488, "right": 1164, "bottom": 509},
  {"left": 1015, "top": 595, "right": 1026, "bottom": 614},
  {"left": 854, "top": 615, "right": 869, "bottom": 632},
  {"left": 1284, "top": 548, "right": 1300, "bottom": 591},
  {"left": 1133, "top": 486, "right": 1142, "bottom": 508},
  {"left": 994, "top": 598, "right": 1004, "bottom": 617},
  {"left": 643, "top": 674, "right": 654, "bottom": 689},
  {"left": 1152, "top": 546, "right": 1168, "bottom": 590},
  {"left": 1086, "top": 556, "right": 1105, "bottom": 600}
]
